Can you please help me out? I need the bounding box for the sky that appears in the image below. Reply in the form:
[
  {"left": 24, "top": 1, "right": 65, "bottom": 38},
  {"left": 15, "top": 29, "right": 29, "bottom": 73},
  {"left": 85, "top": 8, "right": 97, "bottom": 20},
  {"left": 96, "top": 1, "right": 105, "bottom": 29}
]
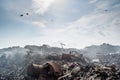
[{"left": 0, "top": 0, "right": 120, "bottom": 49}]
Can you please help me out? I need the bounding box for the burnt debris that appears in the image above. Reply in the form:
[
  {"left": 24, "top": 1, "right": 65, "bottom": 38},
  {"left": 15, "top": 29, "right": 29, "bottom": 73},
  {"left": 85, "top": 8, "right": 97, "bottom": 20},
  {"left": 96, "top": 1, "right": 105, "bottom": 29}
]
[{"left": 0, "top": 51, "right": 120, "bottom": 80}]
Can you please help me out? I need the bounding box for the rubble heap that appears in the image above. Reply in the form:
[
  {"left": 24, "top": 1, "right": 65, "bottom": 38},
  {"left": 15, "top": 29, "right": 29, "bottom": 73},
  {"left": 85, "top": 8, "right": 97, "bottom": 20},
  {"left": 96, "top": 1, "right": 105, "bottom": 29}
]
[
  {"left": 0, "top": 52, "right": 120, "bottom": 80},
  {"left": 27, "top": 61, "right": 120, "bottom": 80}
]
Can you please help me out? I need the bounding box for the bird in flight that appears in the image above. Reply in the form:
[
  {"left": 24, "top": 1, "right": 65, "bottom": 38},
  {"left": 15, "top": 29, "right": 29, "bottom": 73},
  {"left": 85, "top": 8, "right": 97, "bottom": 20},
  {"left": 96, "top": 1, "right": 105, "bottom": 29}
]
[
  {"left": 20, "top": 13, "right": 29, "bottom": 17},
  {"left": 20, "top": 14, "right": 23, "bottom": 17},
  {"left": 26, "top": 13, "right": 29, "bottom": 15}
]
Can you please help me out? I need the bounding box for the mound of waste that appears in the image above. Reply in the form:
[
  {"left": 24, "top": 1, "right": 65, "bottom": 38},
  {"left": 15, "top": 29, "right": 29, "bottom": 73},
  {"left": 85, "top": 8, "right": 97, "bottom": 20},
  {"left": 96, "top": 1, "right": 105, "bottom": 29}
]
[
  {"left": 26, "top": 60, "right": 120, "bottom": 80},
  {"left": 0, "top": 53, "right": 120, "bottom": 80}
]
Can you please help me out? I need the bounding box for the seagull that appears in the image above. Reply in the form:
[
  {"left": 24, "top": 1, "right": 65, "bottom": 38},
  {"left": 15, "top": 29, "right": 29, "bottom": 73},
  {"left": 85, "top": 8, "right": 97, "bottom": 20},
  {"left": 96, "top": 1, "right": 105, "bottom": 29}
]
[
  {"left": 26, "top": 13, "right": 29, "bottom": 15},
  {"left": 20, "top": 14, "right": 23, "bottom": 16}
]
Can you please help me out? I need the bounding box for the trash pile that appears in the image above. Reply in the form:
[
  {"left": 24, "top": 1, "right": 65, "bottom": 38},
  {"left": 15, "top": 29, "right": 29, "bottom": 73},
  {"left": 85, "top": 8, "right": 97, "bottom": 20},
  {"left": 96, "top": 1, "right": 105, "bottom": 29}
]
[
  {"left": 27, "top": 61, "right": 120, "bottom": 80},
  {"left": 0, "top": 52, "right": 120, "bottom": 80}
]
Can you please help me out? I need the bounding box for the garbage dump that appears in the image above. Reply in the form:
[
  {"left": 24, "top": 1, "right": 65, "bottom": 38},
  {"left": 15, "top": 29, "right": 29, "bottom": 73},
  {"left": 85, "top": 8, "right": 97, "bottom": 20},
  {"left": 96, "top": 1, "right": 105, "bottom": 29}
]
[
  {"left": 0, "top": 53, "right": 120, "bottom": 80},
  {"left": 26, "top": 54, "right": 120, "bottom": 80}
]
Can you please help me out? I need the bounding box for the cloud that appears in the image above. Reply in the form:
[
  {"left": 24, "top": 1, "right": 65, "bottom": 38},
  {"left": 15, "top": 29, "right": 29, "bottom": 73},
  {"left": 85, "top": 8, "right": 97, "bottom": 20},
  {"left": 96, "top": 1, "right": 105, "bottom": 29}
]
[
  {"left": 90, "top": 0, "right": 120, "bottom": 11},
  {"left": 37, "top": 0, "right": 120, "bottom": 48},
  {"left": 31, "top": 21, "right": 46, "bottom": 28},
  {"left": 0, "top": 0, "right": 120, "bottom": 48},
  {"left": 32, "top": 0, "right": 54, "bottom": 15},
  {"left": 89, "top": 0, "right": 98, "bottom": 4}
]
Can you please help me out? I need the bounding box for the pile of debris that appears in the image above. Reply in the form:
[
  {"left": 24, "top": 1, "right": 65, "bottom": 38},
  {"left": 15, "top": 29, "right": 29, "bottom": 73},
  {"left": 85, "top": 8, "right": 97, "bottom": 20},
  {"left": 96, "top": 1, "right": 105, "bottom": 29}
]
[
  {"left": 0, "top": 52, "right": 89, "bottom": 80},
  {"left": 27, "top": 61, "right": 120, "bottom": 80},
  {"left": 0, "top": 52, "right": 120, "bottom": 80}
]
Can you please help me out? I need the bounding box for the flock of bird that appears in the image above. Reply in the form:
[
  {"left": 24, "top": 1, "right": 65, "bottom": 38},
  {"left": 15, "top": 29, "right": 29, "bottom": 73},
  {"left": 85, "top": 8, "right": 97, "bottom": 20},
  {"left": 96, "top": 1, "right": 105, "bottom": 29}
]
[{"left": 20, "top": 13, "right": 29, "bottom": 17}]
